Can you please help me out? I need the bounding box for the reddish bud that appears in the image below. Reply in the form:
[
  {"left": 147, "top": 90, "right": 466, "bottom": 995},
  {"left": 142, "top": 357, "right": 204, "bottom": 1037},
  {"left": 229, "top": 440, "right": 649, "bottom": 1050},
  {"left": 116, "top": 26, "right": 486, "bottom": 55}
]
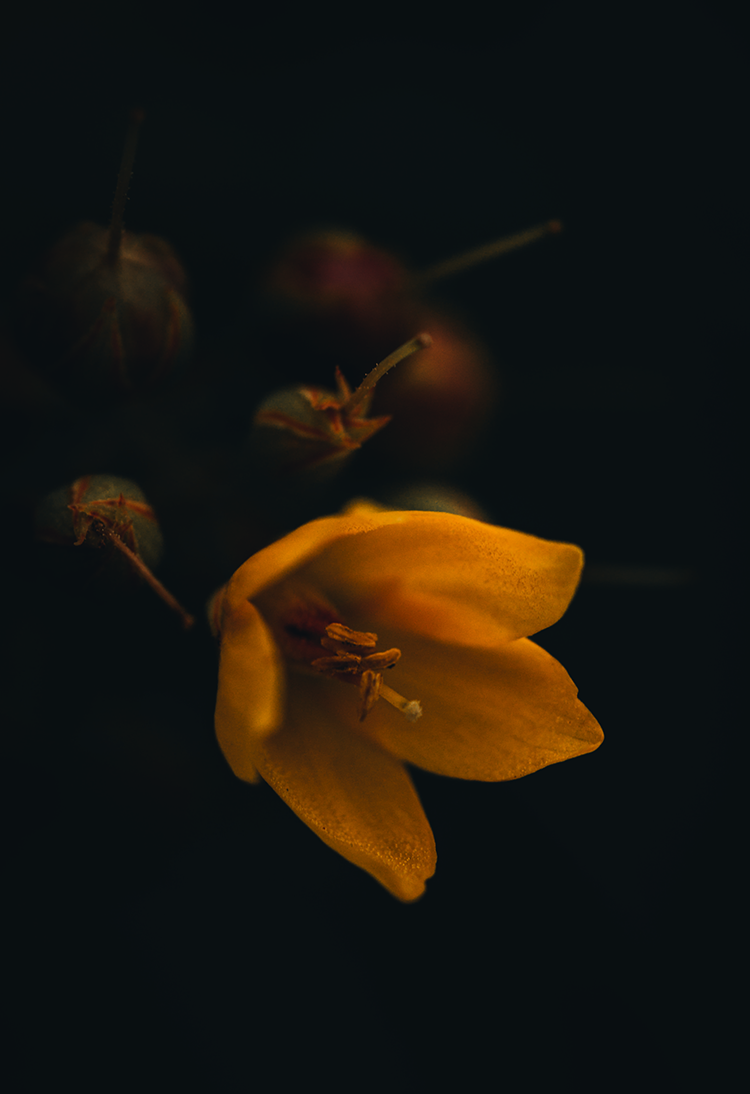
[
  {"left": 267, "top": 229, "right": 406, "bottom": 308},
  {"left": 260, "top": 229, "right": 417, "bottom": 365},
  {"left": 371, "top": 314, "right": 498, "bottom": 468},
  {"left": 258, "top": 221, "right": 562, "bottom": 373}
]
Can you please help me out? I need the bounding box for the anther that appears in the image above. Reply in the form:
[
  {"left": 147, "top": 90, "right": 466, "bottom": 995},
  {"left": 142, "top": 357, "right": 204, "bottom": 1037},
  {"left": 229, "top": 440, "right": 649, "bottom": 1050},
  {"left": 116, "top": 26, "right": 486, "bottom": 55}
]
[
  {"left": 358, "top": 669, "right": 381, "bottom": 721},
  {"left": 320, "top": 623, "right": 378, "bottom": 654}
]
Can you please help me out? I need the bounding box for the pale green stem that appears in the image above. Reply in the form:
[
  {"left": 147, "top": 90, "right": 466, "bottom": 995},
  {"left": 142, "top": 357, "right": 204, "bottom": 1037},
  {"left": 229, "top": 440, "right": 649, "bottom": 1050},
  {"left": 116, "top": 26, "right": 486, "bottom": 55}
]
[
  {"left": 413, "top": 219, "right": 562, "bottom": 286},
  {"left": 339, "top": 332, "right": 432, "bottom": 417}
]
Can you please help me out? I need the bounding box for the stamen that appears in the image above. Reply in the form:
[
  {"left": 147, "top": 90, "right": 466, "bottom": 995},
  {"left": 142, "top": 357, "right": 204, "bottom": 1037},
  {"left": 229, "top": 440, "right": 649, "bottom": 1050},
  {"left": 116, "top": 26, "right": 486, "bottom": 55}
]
[
  {"left": 358, "top": 670, "right": 381, "bottom": 722},
  {"left": 320, "top": 623, "right": 378, "bottom": 653},
  {"left": 310, "top": 652, "right": 362, "bottom": 675},
  {"left": 311, "top": 623, "right": 421, "bottom": 722},
  {"left": 362, "top": 648, "right": 401, "bottom": 671}
]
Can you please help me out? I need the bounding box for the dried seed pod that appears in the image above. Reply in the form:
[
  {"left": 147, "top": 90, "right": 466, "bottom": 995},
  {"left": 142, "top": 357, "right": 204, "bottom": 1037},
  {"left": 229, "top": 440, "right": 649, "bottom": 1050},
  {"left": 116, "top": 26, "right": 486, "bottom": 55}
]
[
  {"left": 35, "top": 474, "right": 193, "bottom": 628},
  {"left": 14, "top": 111, "right": 194, "bottom": 399},
  {"left": 36, "top": 474, "right": 163, "bottom": 564},
  {"left": 253, "top": 333, "right": 432, "bottom": 475}
]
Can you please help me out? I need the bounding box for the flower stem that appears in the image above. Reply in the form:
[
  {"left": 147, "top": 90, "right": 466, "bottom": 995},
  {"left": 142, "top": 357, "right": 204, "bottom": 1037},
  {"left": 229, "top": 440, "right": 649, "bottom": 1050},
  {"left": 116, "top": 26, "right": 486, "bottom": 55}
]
[
  {"left": 339, "top": 332, "right": 432, "bottom": 416},
  {"left": 106, "top": 108, "right": 145, "bottom": 265},
  {"left": 105, "top": 528, "right": 195, "bottom": 629},
  {"left": 413, "top": 219, "right": 562, "bottom": 286}
]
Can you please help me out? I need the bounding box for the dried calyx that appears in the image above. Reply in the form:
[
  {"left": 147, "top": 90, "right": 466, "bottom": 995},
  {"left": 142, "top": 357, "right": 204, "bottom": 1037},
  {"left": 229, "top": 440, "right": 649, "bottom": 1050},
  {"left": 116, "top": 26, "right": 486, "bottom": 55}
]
[
  {"left": 35, "top": 475, "right": 194, "bottom": 628},
  {"left": 253, "top": 332, "right": 432, "bottom": 473}
]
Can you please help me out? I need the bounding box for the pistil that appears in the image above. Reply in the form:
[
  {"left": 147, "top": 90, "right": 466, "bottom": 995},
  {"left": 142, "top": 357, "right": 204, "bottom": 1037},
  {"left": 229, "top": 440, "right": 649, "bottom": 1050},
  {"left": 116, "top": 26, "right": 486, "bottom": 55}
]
[{"left": 378, "top": 683, "right": 423, "bottom": 722}]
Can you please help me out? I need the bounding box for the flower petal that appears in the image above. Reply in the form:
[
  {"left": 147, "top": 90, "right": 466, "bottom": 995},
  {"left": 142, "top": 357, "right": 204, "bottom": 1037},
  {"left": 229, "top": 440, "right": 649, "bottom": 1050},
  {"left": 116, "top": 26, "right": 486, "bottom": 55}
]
[
  {"left": 300, "top": 512, "right": 584, "bottom": 645},
  {"left": 215, "top": 596, "right": 285, "bottom": 781},
  {"left": 224, "top": 513, "right": 366, "bottom": 605},
  {"left": 247, "top": 673, "right": 437, "bottom": 901},
  {"left": 364, "top": 632, "right": 603, "bottom": 780}
]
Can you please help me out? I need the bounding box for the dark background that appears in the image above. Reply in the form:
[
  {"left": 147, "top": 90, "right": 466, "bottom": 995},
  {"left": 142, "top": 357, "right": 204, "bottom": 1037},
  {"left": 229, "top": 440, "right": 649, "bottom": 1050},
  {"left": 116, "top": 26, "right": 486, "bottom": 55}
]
[{"left": 2, "top": 4, "right": 741, "bottom": 1088}]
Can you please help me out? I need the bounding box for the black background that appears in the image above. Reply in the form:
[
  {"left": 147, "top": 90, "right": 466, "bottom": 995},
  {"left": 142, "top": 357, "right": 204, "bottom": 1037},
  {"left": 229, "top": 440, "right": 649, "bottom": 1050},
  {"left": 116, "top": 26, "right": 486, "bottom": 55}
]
[{"left": 2, "top": 4, "right": 741, "bottom": 1089}]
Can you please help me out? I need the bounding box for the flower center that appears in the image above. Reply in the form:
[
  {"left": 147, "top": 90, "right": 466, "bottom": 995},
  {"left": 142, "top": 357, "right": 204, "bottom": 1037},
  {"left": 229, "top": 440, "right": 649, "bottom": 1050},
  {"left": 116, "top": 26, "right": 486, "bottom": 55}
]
[
  {"left": 310, "top": 623, "right": 423, "bottom": 723},
  {"left": 257, "top": 582, "right": 422, "bottom": 724}
]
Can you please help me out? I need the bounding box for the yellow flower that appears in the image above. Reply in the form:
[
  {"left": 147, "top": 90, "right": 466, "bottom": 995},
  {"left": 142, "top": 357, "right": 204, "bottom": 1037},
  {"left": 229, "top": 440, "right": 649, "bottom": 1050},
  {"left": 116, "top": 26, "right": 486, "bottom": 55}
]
[{"left": 211, "top": 502, "right": 603, "bottom": 901}]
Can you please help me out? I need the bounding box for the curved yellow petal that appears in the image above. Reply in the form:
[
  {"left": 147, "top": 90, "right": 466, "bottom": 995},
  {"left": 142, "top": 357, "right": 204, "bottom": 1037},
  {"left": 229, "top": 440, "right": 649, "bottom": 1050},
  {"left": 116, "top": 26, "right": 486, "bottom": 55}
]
[
  {"left": 215, "top": 596, "right": 285, "bottom": 781},
  {"left": 363, "top": 632, "right": 603, "bottom": 780},
  {"left": 300, "top": 512, "right": 584, "bottom": 645},
  {"left": 248, "top": 673, "right": 437, "bottom": 901},
  {"left": 223, "top": 506, "right": 409, "bottom": 607},
  {"left": 224, "top": 515, "right": 350, "bottom": 606}
]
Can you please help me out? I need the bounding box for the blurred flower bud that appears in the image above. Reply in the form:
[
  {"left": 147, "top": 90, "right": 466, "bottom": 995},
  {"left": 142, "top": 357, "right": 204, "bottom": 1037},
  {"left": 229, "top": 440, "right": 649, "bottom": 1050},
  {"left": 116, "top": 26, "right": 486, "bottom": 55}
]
[
  {"left": 371, "top": 314, "right": 497, "bottom": 469},
  {"left": 256, "top": 221, "right": 561, "bottom": 378},
  {"left": 380, "top": 483, "right": 489, "bottom": 521},
  {"left": 268, "top": 228, "right": 406, "bottom": 308},
  {"left": 258, "top": 228, "right": 418, "bottom": 368},
  {"left": 15, "top": 221, "right": 194, "bottom": 398},
  {"left": 12, "top": 110, "right": 194, "bottom": 399}
]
